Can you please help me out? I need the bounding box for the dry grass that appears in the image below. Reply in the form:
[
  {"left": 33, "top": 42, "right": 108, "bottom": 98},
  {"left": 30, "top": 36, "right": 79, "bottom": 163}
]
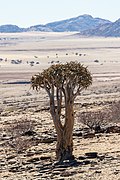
[
  {"left": 5, "top": 117, "right": 36, "bottom": 137},
  {"left": 3, "top": 116, "right": 37, "bottom": 153}
]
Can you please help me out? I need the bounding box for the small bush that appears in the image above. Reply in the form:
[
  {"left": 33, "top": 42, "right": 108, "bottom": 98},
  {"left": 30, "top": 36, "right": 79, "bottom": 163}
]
[
  {"left": 94, "top": 60, "right": 99, "bottom": 63},
  {"left": 78, "top": 109, "right": 111, "bottom": 132},
  {"left": 4, "top": 117, "right": 37, "bottom": 153},
  {"left": 8, "top": 137, "right": 36, "bottom": 153},
  {"left": 6, "top": 117, "right": 36, "bottom": 137},
  {"left": 78, "top": 101, "right": 120, "bottom": 133},
  {"left": 109, "top": 101, "right": 120, "bottom": 123}
]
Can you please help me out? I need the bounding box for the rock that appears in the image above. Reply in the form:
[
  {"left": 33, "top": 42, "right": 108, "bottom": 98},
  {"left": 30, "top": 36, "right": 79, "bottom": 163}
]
[
  {"left": 35, "top": 164, "right": 44, "bottom": 169},
  {"left": 83, "top": 132, "right": 95, "bottom": 138},
  {"left": 105, "top": 125, "right": 120, "bottom": 133},
  {"left": 95, "top": 170, "right": 102, "bottom": 173},
  {"left": 21, "top": 161, "right": 30, "bottom": 165},
  {"left": 94, "top": 60, "right": 99, "bottom": 63},
  {"left": 0, "top": 162, "right": 6, "bottom": 167},
  {"left": 40, "top": 137, "right": 56, "bottom": 143},
  {"left": 78, "top": 156, "right": 86, "bottom": 160},
  {"left": 9, "top": 165, "right": 21, "bottom": 172},
  {"left": 26, "top": 151, "right": 35, "bottom": 157},
  {"left": 23, "top": 130, "right": 36, "bottom": 136},
  {"left": 28, "top": 169, "right": 36, "bottom": 173},
  {"left": 6, "top": 155, "right": 16, "bottom": 160},
  {"left": 33, "top": 172, "right": 42, "bottom": 177},
  {"left": 25, "top": 165, "right": 34, "bottom": 171},
  {"left": 53, "top": 167, "right": 66, "bottom": 172},
  {"left": 98, "top": 155, "right": 105, "bottom": 161},
  {"left": 73, "top": 130, "right": 82, "bottom": 137},
  {"left": 52, "top": 171, "right": 61, "bottom": 175},
  {"left": 8, "top": 159, "right": 17, "bottom": 165},
  {"left": 27, "top": 157, "right": 40, "bottom": 163},
  {"left": 61, "top": 170, "right": 76, "bottom": 177},
  {"left": 40, "top": 156, "right": 51, "bottom": 160},
  {"left": 82, "top": 160, "right": 91, "bottom": 165},
  {"left": 85, "top": 152, "right": 98, "bottom": 158}
]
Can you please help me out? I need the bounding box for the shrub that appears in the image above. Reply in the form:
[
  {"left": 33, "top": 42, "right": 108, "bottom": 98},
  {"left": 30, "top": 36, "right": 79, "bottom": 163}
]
[
  {"left": 109, "top": 101, "right": 120, "bottom": 123},
  {"left": 4, "top": 117, "right": 37, "bottom": 153},
  {"left": 6, "top": 117, "right": 36, "bottom": 137},
  {"left": 78, "top": 109, "right": 111, "bottom": 132},
  {"left": 94, "top": 60, "right": 99, "bottom": 63},
  {"left": 8, "top": 137, "right": 35, "bottom": 153}
]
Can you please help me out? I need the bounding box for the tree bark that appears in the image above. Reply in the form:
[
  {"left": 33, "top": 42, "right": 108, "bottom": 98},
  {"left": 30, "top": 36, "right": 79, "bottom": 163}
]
[{"left": 55, "top": 101, "right": 74, "bottom": 163}]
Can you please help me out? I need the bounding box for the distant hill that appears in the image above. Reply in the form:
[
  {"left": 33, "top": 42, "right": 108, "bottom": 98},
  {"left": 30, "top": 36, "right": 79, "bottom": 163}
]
[
  {"left": 79, "top": 18, "right": 120, "bottom": 37},
  {"left": 26, "top": 24, "right": 52, "bottom": 32},
  {"left": 0, "top": 14, "right": 120, "bottom": 37},
  {"left": 0, "top": 25, "right": 23, "bottom": 33},
  {"left": 46, "top": 14, "right": 111, "bottom": 32}
]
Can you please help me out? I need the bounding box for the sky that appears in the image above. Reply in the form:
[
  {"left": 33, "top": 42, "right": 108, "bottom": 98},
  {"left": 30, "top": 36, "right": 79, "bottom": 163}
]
[{"left": 0, "top": 0, "right": 120, "bottom": 27}]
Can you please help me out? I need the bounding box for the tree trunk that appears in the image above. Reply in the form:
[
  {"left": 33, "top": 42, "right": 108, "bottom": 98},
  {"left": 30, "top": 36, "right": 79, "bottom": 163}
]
[
  {"left": 55, "top": 102, "right": 74, "bottom": 163},
  {"left": 56, "top": 131, "right": 74, "bottom": 163}
]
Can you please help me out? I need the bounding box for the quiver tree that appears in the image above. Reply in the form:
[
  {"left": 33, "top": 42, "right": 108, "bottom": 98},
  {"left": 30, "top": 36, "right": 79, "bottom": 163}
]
[{"left": 31, "top": 61, "right": 92, "bottom": 163}]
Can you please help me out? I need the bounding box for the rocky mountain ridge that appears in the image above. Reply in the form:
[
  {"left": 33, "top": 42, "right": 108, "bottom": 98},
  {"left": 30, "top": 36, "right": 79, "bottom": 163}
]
[
  {"left": 80, "top": 18, "right": 120, "bottom": 37},
  {"left": 0, "top": 14, "right": 119, "bottom": 37}
]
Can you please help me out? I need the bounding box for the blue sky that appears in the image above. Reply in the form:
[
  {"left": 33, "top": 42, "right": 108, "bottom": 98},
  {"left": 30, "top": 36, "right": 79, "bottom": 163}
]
[{"left": 0, "top": 0, "right": 120, "bottom": 27}]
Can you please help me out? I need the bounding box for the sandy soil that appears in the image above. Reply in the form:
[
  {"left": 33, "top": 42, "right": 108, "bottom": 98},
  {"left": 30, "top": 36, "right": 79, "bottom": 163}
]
[{"left": 0, "top": 32, "right": 120, "bottom": 179}]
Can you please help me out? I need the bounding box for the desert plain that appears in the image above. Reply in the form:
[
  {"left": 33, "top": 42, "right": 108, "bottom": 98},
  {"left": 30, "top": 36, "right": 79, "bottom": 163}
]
[{"left": 0, "top": 32, "right": 120, "bottom": 179}]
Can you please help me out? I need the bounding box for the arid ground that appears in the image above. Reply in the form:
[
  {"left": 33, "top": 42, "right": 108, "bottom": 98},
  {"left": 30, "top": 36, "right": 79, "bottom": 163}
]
[{"left": 0, "top": 32, "right": 120, "bottom": 179}]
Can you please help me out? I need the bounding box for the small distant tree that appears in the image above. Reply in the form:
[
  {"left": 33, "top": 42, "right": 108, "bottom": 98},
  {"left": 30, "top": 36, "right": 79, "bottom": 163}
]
[{"left": 31, "top": 61, "right": 92, "bottom": 163}]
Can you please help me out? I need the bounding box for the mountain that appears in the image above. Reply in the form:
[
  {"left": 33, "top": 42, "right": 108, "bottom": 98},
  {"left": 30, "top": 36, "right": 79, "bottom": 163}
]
[
  {"left": 80, "top": 18, "right": 120, "bottom": 37},
  {"left": 46, "top": 14, "right": 111, "bottom": 32},
  {"left": 0, "top": 25, "right": 23, "bottom": 33},
  {"left": 0, "top": 15, "right": 111, "bottom": 33},
  {"left": 0, "top": 15, "right": 119, "bottom": 37},
  {"left": 26, "top": 24, "right": 52, "bottom": 32}
]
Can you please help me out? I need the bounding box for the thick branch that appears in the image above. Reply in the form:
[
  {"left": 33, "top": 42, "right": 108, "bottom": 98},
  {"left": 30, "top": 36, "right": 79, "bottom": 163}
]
[
  {"left": 56, "top": 87, "right": 62, "bottom": 117},
  {"left": 46, "top": 84, "right": 63, "bottom": 135},
  {"left": 73, "top": 86, "right": 85, "bottom": 100}
]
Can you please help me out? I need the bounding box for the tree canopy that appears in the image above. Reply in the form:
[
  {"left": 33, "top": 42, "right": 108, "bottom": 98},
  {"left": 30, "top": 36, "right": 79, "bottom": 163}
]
[{"left": 31, "top": 61, "right": 92, "bottom": 100}]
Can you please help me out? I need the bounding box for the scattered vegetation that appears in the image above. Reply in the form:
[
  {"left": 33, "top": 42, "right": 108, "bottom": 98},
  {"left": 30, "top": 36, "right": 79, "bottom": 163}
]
[
  {"left": 8, "top": 137, "right": 35, "bottom": 153},
  {"left": 11, "top": 59, "right": 22, "bottom": 64},
  {"left": 94, "top": 59, "right": 99, "bottom": 63},
  {"left": 78, "top": 101, "right": 120, "bottom": 133},
  {"left": 4, "top": 117, "right": 37, "bottom": 153},
  {"left": 30, "top": 61, "right": 35, "bottom": 66},
  {"left": 6, "top": 117, "right": 36, "bottom": 137},
  {"left": 78, "top": 109, "right": 111, "bottom": 133},
  {"left": 109, "top": 100, "right": 120, "bottom": 123}
]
